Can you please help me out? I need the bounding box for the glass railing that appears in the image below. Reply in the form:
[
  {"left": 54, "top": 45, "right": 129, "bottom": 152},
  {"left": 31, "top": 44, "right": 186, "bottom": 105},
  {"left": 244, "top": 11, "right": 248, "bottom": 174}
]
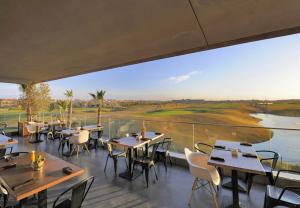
[
  {"left": 102, "top": 117, "right": 300, "bottom": 171},
  {"left": 1, "top": 113, "right": 299, "bottom": 171}
]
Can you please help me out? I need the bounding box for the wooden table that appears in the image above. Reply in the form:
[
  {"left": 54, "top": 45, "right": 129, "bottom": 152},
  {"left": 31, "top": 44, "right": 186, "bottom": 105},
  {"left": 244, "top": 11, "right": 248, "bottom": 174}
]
[
  {"left": 0, "top": 134, "right": 18, "bottom": 146},
  {"left": 108, "top": 131, "right": 164, "bottom": 181},
  {"left": 0, "top": 152, "right": 84, "bottom": 208},
  {"left": 208, "top": 140, "right": 265, "bottom": 208}
]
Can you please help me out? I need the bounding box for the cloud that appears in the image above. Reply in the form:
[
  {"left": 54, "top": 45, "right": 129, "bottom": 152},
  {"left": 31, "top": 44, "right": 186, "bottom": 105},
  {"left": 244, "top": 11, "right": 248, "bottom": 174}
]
[{"left": 168, "top": 70, "right": 199, "bottom": 83}]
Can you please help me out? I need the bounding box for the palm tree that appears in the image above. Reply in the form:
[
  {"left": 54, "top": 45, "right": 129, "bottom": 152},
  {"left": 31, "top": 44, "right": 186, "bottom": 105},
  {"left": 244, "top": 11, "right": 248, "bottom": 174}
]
[
  {"left": 56, "top": 100, "right": 67, "bottom": 122},
  {"left": 65, "top": 89, "right": 73, "bottom": 128},
  {"left": 89, "top": 90, "right": 106, "bottom": 126}
]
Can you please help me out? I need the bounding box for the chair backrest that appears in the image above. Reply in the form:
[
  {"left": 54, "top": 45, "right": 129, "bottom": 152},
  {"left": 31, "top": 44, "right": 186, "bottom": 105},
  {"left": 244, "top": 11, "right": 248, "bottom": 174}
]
[
  {"left": 26, "top": 124, "right": 36, "bottom": 133},
  {"left": 78, "top": 130, "right": 90, "bottom": 142},
  {"left": 71, "top": 176, "right": 94, "bottom": 208},
  {"left": 98, "top": 130, "right": 103, "bottom": 138},
  {"left": 184, "top": 148, "right": 220, "bottom": 184},
  {"left": 194, "top": 142, "right": 213, "bottom": 155},
  {"left": 149, "top": 143, "right": 160, "bottom": 161},
  {"left": 160, "top": 138, "right": 172, "bottom": 150},
  {"left": 70, "top": 130, "right": 90, "bottom": 144},
  {"left": 257, "top": 150, "right": 280, "bottom": 170},
  {"left": 53, "top": 176, "right": 94, "bottom": 208}
]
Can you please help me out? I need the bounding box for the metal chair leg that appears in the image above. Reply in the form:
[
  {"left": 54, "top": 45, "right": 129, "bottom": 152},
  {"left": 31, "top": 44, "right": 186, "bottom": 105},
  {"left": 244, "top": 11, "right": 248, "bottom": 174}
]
[
  {"left": 76, "top": 146, "right": 80, "bottom": 158},
  {"left": 70, "top": 145, "right": 75, "bottom": 157},
  {"left": 113, "top": 157, "right": 118, "bottom": 176},
  {"left": 168, "top": 153, "right": 173, "bottom": 166},
  {"left": 209, "top": 182, "right": 219, "bottom": 208},
  {"left": 189, "top": 178, "right": 197, "bottom": 205},
  {"left": 152, "top": 165, "right": 158, "bottom": 181},
  {"left": 104, "top": 155, "right": 109, "bottom": 172},
  {"left": 84, "top": 143, "right": 90, "bottom": 154},
  {"left": 145, "top": 167, "right": 149, "bottom": 188}
]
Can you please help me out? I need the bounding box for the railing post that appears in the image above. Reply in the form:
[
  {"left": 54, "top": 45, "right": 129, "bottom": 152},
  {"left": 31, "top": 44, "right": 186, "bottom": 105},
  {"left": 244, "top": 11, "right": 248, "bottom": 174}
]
[
  {"left": 108, "top": 117, "right": 111, "bottom": 139},
  {"left": 192, "top": 124, "right": 195, "bottom": 151}
]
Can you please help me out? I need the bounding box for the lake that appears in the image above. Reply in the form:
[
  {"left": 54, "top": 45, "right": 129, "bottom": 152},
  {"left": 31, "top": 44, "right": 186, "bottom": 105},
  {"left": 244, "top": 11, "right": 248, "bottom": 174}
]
[{"left": 252, "top": 113, "right": 300, "bottom": 165}]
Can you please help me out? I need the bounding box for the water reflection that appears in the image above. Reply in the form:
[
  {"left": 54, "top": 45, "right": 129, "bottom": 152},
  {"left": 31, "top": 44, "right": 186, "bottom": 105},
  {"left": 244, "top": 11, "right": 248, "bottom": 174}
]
[{"left": 252, "top": 113, "right": 300, "bottom": 165}]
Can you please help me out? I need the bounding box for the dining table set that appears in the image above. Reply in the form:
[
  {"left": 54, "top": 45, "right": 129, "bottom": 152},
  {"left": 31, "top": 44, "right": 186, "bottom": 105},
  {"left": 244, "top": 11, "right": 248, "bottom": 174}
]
[
  {"left": 208, "top": 140, "right": 265, "bottom": 208},
  {"left": 27, "top": 120, "right": 64, "bottom": 143},
  {"left": 0, "top": 131, "right": 85, "bottom": 208},
  {"left": 0, "top": 152, "right": 84, "bottom": 208},
  {"left": 60, "top": 125, "right": 103, "bottom": 156},
  {"left": 108, "top": 131, "right": 164, "bottom": 180}
]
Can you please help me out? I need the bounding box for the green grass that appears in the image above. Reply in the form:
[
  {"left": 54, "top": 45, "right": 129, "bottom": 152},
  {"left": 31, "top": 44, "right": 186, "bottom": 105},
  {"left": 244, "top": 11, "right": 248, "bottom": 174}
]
[
  {"left": 185, "top": 107, "right": 220, "bottom": 114},
  {"left": 145, "top": 109, "right": 194, "bottom": 116}
]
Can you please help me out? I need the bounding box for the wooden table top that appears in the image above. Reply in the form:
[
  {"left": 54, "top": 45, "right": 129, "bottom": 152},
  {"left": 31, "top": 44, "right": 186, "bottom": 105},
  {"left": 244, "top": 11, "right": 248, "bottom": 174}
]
[
  {"left": 0, "top": 134, "right": 18, "bottom": 146},
  {"left": 108, "top": 131, "right": 164, "bottom": 148},
  {"left": 0, "top": 152, "right": 84, "bottom": 201},
  {"left": 208, "top": 140, "right": 265, "bottom": 175}
]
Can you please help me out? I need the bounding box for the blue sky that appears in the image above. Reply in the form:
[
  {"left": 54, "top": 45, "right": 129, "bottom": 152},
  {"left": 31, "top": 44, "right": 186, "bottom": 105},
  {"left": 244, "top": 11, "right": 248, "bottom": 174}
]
[{"left": 1, "top": 34, "right": 300, "bottom": 100}]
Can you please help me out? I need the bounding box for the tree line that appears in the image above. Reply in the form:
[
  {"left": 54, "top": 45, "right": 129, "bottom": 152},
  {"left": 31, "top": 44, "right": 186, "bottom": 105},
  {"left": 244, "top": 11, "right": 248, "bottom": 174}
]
[{"left": 19, "top": 82, "right": 105, "bottom": 127}]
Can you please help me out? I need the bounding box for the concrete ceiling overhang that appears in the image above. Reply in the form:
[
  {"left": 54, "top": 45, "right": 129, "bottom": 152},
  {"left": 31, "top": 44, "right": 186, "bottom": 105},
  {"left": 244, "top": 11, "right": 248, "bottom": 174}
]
[{"left": 1, "top": 0, "right": 300, "bottom": 84}]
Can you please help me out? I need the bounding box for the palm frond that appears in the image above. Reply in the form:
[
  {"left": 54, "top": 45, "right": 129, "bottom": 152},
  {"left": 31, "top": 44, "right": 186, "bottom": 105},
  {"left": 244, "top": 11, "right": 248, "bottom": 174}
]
[
  {"left": 65, "top": 89, "right": 73, "bottom": 98},
  {"left": 56, "top": 100, "right": 67, "bottom": 111},
  {"left": 89, "top": 93, "right": 96, "bottom": 100}
]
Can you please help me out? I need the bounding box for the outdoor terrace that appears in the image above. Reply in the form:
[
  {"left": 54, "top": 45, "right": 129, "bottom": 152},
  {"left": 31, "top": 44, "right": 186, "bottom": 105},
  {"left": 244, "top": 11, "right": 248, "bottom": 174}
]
[{"left": 9, "top": 134, "right": 267, "bottom": 208}]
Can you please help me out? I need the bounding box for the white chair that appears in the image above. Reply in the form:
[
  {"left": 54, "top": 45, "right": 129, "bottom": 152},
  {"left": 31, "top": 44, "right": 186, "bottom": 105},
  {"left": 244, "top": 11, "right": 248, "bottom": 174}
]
[
  {"left": 185, "top": 148, "right": 220, "bottom": 208},
  {"left": 69, "top": 130, "right": 90, "bottom": 158},
  {"left": 26, "top": 123, "right": 37, "bottom": 142}
]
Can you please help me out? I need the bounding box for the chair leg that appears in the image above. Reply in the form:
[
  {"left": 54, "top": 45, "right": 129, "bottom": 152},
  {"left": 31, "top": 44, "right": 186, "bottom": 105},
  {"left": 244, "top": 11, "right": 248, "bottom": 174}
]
[
  {"left": 84, "top": 143, "right": 90, "bottom": 154},
  {"left": 168, "top": 153, "right": 173, "bottom": 166},
  {"left": 124, "top": 157, "right": 128, "bottom": 169},
  {"left": 263, "top": 192, "right": 269, "bottom": 208},
  {"left": 104, "top": 155, "right": 109, "bottom": 172},
  {"left": 132, "top": 162, "right": 136, "bottom": 177},
  {"left": 266, "top": 172, "right": 274, "bottom": 185},
  {"left": 145, "top": 166, "right": 149, "bottom": 188},
  {"left": 113, "top": 157, "right": 118, "bottom": 176},
  {"left": 189, "top": 178, "right": 197, "bottom": 205},
  {"left": 58, "top": 142, "right": 61, "bottom": 152},
  {"left": 245, "top": 172, "right": 249, "bottom": 182},
  {"left": 70, "top": 145, "right": 75, "bottom": 157},
  {"left": 209, "top": 182, "right": 219, "bottom": 208},
  {"left": 76, "top": 146, "right": 80, "bottom": 158},
  {"left": 152, "top": 165, "right": 158, "bottom": 181},
  {"left": 163, "top": 155, "right": 167, "bottom": 171},
  {"left": 62, "top": 142, "right": 66, "bottom": 154},
  {"left": 3, "top": 194, "right": 8, "bottom": 208},
  {"left": 247, "top": 174, "right": 254, "bottom": 194}
]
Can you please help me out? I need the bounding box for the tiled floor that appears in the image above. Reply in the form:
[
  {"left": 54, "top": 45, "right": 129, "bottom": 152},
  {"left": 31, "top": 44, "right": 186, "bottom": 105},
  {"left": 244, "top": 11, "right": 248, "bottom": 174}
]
[{"left": 10, "top": 135, "right": 266, "bottom": 208}]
